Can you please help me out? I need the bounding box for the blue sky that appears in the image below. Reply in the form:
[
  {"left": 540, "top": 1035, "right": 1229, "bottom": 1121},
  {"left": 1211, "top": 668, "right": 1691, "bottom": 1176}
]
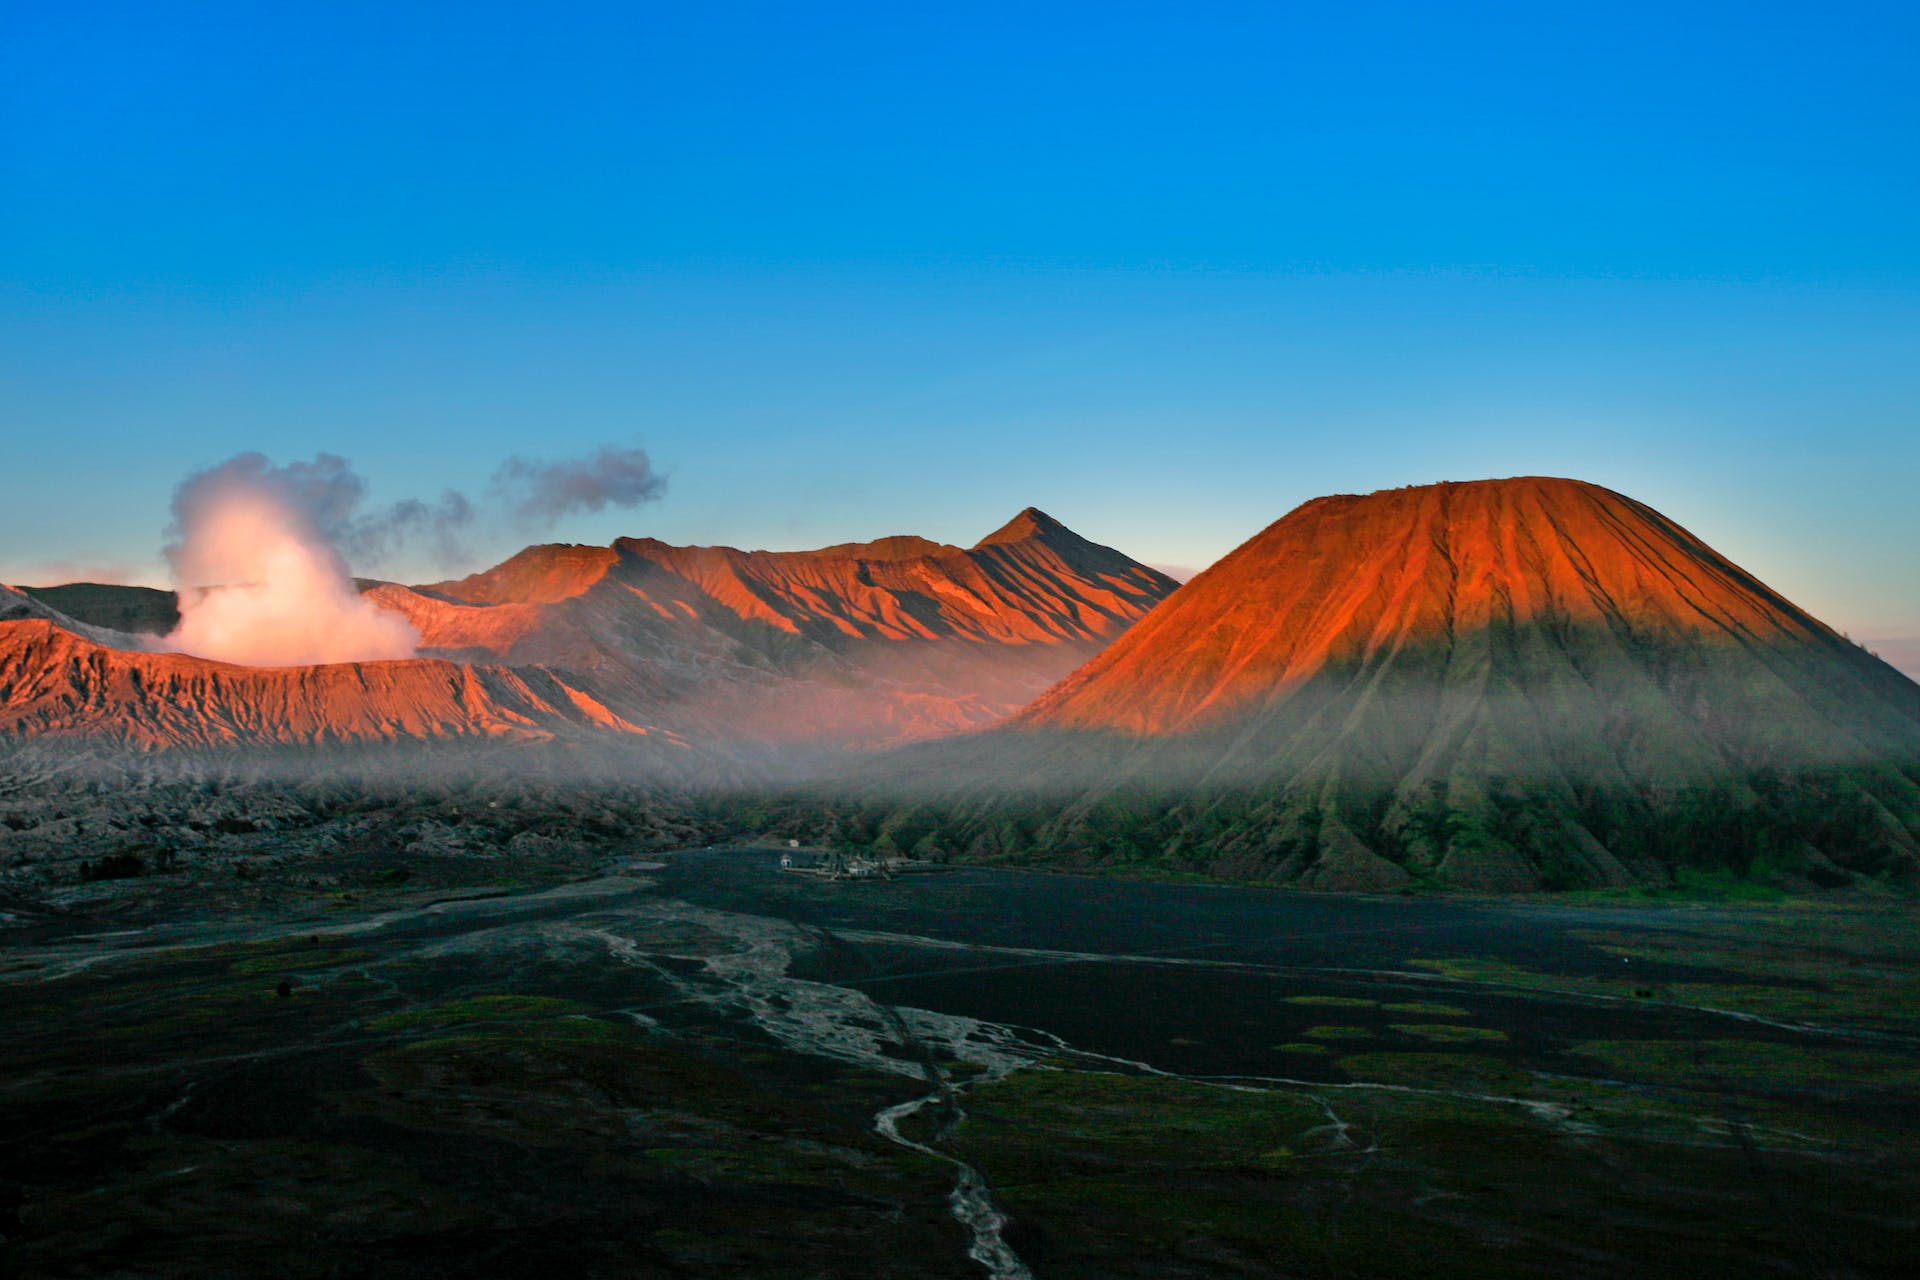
[{"left": 3, "top": 2, "right": 1917, "bottom": 664}]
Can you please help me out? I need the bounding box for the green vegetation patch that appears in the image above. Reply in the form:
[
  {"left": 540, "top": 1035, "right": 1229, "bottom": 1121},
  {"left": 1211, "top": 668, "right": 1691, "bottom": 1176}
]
[
  {"left": 958, "top": 1068, "right": 1325, "bottom": 1170},
  {"left": 86, "top": 972, "right": 390, "bottom": 1048},
  {"left": 12, "top": 1136, "right": 487, "bottom": 1277},
  {"left": 640, "top": 1142, "right": 886, "bottom": 1188},
  {"left": 1391, "top": 1023, "right": 1508, "bottom": 1044},
  {"left": 1301, "top": 1024, "right": 1375, "bottom": 1041},
  {"left": 1571, "top": 1038, "right": 1920, "bottom": 1092},
  {"left": 229, "top": 945, "right": 375, "bottom": 975},
  {"left": 1566, "top": 917, "right": 1920, "bottom": 1030},
  {"left": 369, "top": 994, "right": 588, "bottom": 1031},
  {"left": 1558, "top": 866, "right": 1792, "bottom": 903},
  {"left": 356, "top": 1014, "right": 937, "bottom": 1174},
  {"left": 1382, "top": 1000, "right": 1472, "bottom": 1017},
  {"left": 399, "top": 1017, "right": 629, "bottom": 1053},
  {"left": 1337, "top": 1051, "right": 1544, "bottom": 1095},
  {"left": 1283, "top": 994, "right": 1377, "bottom": 1008},
  {"left": 1408, "top": 956, "right": 1594, "bottom": 992},
  {"left": 946, "top": 1064, "right": 1802, "bottom": 1279}
]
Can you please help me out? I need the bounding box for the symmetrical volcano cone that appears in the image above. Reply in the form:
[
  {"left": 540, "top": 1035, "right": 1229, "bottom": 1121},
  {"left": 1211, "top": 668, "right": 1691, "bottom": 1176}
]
[{"left": 866, "top": 479, "right": 1920, "bottom": 891}]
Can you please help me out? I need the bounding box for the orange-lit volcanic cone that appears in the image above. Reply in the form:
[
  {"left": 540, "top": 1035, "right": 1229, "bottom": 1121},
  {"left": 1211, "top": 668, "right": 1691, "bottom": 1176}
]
[{"left": 868, "top": 479, "right": 1920, "bottom": 892}]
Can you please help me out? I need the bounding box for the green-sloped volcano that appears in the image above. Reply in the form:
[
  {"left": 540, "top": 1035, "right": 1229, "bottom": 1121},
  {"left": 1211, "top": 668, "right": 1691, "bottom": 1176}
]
[{"left": 855, "top": 478, "right": 1920, "bottom": 892}]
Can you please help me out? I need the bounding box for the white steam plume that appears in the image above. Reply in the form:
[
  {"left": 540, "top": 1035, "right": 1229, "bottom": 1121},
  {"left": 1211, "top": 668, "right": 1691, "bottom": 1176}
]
[
  {"left": 161, "top": 454, "right": 420, "bottom": 667},
  {"left": 154, "top": 442, "right": 668, "bottom": 668}
]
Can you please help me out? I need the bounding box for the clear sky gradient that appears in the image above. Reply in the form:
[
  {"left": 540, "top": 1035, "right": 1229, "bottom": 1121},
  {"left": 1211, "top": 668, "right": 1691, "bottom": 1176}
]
[{"left": 4, "top": 2, "right": 1917, "bottom": 669}]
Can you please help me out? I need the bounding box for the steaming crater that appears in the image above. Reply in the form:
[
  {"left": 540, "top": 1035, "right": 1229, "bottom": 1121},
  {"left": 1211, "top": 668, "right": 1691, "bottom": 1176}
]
[{"left": 160, "top": 461, "right": 420, "bottom": 667}]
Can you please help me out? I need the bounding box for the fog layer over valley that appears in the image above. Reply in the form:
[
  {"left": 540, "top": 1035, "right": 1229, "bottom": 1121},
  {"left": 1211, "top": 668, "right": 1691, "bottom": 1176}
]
[
  {"left": 3, "top": 504, "right": 1175, "bottom": 761},
  {"left": 6, "top": 477, "right": 1920, "bottom": 900},
  {"left": 6, "top": 479, "right": 1920, "bottom": 1279},
  {"left": 821, "top": 479, "right": 1920, "bottom": 894}
]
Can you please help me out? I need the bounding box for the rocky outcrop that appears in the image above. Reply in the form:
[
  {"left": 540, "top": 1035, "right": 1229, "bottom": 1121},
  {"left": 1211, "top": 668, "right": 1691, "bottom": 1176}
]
[{"left": 0, "top": 613, "right": 679, "bottom": 752}]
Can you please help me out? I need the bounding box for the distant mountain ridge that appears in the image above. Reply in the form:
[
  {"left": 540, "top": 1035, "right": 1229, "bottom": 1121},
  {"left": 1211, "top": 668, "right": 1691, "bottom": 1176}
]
[
  {"left": 363, "top": 508, "right": 1176, "bottom": 749},
  {"left": 17, "top": 582, "right": 179, "bottom": 636},
  {"left": 1, "top": 510, "right": 1177, "bottom": 756},
  {"left": 0, "top": 592, "right": 677, "bottom": 755},
  {"left": 421, "top": 507, "right": 1166, "bottom": 647},
  {"left": 851, "top": 479, "right": 1920, "bottom": 892}
]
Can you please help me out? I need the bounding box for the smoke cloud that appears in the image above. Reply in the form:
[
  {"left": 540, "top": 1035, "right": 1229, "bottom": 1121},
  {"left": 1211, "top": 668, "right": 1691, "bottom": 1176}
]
[
  {"left": 161, "top": 454, "right": 422, "bottom": 666},
  {"left": 155, "top": 443, "right": 669, "bottom": 668},
  {"left": 347, "top": 490, "right": 476, "bottom": 569},
  {"left": 490, "top": 443, "right": 667, "bottom": 525}
]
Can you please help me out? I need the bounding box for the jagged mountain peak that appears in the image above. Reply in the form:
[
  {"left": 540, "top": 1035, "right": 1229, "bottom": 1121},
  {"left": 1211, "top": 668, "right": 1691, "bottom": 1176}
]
[
  {"left": 5, "top": 512, "right": 1179, "bottom": 756},
  {"left": 974, "top": 506, "right": 1069, "bottom": 548}
]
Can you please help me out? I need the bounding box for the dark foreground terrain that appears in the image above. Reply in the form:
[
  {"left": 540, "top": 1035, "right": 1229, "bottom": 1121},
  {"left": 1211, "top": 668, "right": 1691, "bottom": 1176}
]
[{"left": 2, "top": 808, "right": 1918, "bottom": 1278}]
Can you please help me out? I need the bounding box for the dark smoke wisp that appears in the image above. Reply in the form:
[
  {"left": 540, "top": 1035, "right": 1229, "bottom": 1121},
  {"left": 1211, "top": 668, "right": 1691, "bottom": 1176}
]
[
  {"left": 489, "top": 443, "right": 667, "bottom": 525},
  {"left": 155, "top": 442, "right": 668, "bottom": 667}
]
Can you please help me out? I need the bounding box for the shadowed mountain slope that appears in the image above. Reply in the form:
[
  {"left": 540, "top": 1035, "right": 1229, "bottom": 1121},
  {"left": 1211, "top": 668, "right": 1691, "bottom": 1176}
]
[
  {"left": 17, "top": 583, "right": 180, "bottom": 635},
  {"left": 0, "top": 592, "right": 682, "bottom": 756},
  {"left": 850, "top": 479, "right": 1920, "bottom": 892},
  {"left": 426, "top": 507, "right": 1165, "bottom": 647},
  {"left": 376, "top": 509, "right": 1176, "bottom": 749},
  {"left": 2, "top": 512, "right": 1175, "bottom": 758}
]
